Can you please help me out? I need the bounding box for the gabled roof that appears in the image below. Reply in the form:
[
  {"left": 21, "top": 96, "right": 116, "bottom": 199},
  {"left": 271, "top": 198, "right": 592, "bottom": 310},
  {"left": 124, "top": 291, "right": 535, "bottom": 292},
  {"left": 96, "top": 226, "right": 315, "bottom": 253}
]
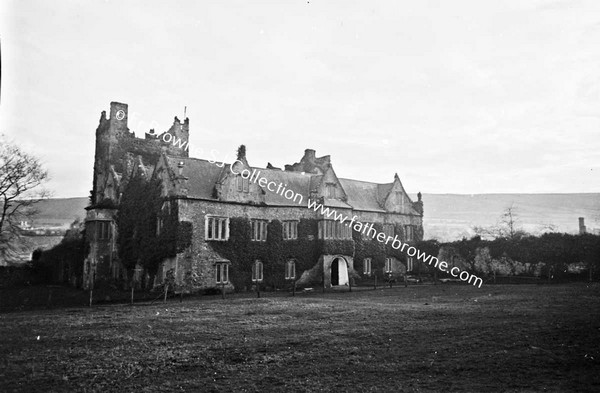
[
  {"left": 251, "top": 167, "right": 312, "bottom": 206},
  {"left": 163, "top": 156, "right": 224, "bottom": 199},
  {"left": 158, "top": 154, "right": 420, "bottom": 214},
  {"left": 339, "top": 179, "right": 388, "bottom": 212}
]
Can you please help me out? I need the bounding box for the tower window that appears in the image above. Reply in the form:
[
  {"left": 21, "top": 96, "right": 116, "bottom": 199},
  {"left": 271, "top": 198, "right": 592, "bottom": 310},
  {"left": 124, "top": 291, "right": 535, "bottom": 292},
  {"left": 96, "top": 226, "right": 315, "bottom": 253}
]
[{"left": 97, "top": 221, "right": 111, "bottom": 240}]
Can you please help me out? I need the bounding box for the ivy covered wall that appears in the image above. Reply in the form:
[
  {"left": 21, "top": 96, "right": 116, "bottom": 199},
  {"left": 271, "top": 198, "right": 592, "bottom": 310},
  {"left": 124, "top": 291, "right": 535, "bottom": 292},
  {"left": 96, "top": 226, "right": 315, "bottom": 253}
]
[{"left": 210, "top": 218, "right": 355, "bottom": 290}]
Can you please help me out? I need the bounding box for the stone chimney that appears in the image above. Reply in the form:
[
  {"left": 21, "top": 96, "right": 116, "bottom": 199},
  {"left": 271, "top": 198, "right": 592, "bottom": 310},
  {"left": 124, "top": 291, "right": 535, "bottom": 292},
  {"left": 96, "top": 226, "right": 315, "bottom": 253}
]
[
  {"left": 304, "top": 149, "right": 316, "bottom": 161},
  {"left": 579, "top": 217, "right": 586, "bottom": 234}
]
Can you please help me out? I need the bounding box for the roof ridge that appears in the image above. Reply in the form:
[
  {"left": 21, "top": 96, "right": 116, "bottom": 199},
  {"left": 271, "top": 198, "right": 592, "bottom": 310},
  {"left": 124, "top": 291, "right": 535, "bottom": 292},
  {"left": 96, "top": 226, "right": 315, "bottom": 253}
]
[{"left": 339, "top": 177, "right": 393, "bottom": 186}]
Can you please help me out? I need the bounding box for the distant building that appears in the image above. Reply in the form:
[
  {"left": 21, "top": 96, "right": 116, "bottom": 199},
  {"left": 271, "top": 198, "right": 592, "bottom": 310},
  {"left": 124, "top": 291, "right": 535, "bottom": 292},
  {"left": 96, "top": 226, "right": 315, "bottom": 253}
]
[
  {"left": 580, "top": 217, "right": 600, "bottom": 235},
  {"left": 83, "top": 102, "right": 424, "bottom": 292}
]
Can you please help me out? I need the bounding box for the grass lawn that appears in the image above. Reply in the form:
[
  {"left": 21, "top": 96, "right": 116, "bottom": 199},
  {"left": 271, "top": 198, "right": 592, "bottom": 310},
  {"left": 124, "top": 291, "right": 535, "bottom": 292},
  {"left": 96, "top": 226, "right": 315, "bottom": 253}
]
[{"left": 1, "top": 283, "right": 599, "bottom": 392}]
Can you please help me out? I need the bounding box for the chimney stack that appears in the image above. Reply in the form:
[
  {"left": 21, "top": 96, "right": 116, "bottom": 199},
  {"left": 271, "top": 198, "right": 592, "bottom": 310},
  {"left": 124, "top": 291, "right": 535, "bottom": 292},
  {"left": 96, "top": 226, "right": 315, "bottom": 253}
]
[
  {"left": 304, "top": 149, "right": 316, "bottom": 161},
  {"left": 579, "top": 217, "right": 586, "bottom": 235}
]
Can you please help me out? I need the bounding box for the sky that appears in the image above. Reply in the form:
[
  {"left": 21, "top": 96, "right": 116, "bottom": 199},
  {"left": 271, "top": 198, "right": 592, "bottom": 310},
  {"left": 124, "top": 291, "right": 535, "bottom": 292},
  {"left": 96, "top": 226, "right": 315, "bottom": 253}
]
[{"left": 1, "top": 0, "right": 599, "bottom": 198}]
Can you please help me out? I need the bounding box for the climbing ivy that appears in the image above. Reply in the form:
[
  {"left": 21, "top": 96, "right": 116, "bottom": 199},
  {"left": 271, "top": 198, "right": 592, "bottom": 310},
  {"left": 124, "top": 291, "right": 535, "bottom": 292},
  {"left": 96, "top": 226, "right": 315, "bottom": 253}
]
[
  {"left": 116, "top": 174, "right": 186, "bottom": 283},
  {"left": 353, "top": 223, "right": 387, "bottom": 278},
  {"left": 210, "top": 218, "right": 355, "bottom": 290}
]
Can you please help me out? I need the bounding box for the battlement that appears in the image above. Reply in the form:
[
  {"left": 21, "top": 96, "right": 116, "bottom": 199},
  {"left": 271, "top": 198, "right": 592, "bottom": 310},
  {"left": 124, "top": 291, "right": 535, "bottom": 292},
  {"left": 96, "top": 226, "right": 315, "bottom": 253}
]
[{"left": 90, "top": 102, "right": 190, "bottom": 207}]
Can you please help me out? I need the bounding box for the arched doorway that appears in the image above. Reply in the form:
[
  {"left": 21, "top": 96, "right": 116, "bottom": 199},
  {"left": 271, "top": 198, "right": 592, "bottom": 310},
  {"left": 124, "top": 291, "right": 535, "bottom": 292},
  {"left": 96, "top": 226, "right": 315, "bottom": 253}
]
[{"left": 330, "top": 257, "right": 349, "bottom": 286}]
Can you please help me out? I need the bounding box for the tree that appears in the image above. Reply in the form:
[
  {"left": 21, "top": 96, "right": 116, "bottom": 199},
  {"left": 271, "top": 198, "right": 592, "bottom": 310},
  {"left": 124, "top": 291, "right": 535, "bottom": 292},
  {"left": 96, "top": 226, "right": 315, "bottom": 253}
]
[
  {"left": 473, "top": 204, "right": 527, "bottom": 241},
  {"left": 0, "top": 137, "right": 50, "bottom": 262}
]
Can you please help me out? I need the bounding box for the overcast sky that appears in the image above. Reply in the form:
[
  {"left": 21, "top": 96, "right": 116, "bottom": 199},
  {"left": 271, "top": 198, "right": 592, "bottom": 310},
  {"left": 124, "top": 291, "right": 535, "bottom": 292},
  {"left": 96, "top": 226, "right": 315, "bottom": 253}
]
[{"left": 1, "top": 0, "right": 599, "bottom": 198}]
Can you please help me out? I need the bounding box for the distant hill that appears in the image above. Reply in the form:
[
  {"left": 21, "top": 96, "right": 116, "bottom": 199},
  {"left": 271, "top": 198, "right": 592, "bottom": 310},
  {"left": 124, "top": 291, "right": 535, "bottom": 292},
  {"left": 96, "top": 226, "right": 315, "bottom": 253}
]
[
  {"left": 26, "top": 194, "right": 600, "bottom": 241},
  {"left": 26, "top": 197, "right": 88, "bottom": 228},
  {"left": 413, "top": 193, "right": 600, "bottom": 241}
]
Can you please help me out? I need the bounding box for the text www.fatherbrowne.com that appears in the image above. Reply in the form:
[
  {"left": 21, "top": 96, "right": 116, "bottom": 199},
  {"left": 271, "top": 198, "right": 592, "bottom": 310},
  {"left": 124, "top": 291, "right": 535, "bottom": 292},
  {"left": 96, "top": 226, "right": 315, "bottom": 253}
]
[{"left": 161, "top": 131, "right": 484, "bottom": 288}]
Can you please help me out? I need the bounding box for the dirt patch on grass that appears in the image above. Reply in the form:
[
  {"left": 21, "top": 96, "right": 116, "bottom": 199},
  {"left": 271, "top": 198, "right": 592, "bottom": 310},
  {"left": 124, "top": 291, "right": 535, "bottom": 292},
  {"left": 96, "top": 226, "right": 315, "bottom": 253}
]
[{"left": 1, "top": 284, "right": 599, "bottom": 392}]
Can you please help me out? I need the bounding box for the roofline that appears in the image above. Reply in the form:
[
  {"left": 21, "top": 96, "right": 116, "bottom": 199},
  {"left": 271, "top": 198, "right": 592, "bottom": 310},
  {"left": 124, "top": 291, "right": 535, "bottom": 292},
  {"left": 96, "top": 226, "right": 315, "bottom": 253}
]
[
  {"left": 164, "top": 154, "right": 404, "bottom": 186},
  {"left": 169, "top": 195, "right": 422, "bottom": 216}
]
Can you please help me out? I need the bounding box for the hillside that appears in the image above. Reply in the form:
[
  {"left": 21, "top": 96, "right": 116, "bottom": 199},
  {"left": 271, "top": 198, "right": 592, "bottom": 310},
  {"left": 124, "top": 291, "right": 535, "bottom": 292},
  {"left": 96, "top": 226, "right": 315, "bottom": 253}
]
[
  {"left": 414, "top": 193, "right": 600, "bottom": 241},
  {"left": 26, "top": 194, "right": 600, "bottom": 241},
  {"left": 26, "top": 197, "right": 89, "bottom": 228}
]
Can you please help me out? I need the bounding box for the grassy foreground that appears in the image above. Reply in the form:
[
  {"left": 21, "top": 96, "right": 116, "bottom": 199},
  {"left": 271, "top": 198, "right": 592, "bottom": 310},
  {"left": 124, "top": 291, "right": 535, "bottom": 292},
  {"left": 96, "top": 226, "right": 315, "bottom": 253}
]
[{"left": 1, "top": 284, "right": 599, "bottom": 392}]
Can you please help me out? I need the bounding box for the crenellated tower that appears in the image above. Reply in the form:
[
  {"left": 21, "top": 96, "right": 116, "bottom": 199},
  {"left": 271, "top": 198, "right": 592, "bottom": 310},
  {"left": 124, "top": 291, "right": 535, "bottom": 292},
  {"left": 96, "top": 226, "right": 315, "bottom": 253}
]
[{"left": 84, "top": 101, "right": 190, "bottom": 289}]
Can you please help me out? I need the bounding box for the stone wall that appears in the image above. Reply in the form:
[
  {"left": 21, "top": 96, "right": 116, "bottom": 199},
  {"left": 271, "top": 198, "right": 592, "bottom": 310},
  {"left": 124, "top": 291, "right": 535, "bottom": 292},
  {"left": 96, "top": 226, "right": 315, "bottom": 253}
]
[{"left": 159, "top": 197, "right": 422, "bottom": 291}]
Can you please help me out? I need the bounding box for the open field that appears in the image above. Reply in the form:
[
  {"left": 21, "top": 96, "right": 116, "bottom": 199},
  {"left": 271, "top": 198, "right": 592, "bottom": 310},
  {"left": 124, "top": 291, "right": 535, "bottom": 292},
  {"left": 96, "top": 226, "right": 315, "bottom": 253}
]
[{"left": 1, "top": 284, "right": 599, "bottom": 392}]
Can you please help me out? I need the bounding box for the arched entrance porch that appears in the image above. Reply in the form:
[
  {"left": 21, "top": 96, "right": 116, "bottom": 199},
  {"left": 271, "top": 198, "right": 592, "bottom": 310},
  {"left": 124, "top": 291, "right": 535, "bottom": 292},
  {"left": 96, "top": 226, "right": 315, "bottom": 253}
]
[{"left": 330, "top": 256, "right": 349, "bottom": 286}]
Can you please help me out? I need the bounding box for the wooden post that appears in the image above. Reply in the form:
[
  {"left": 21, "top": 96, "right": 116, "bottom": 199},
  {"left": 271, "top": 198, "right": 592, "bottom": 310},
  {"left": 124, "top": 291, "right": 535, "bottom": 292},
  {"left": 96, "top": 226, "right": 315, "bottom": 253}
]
[
  {"left": 374, "top": 274, "right": 377, "bottom": 290},
  {"left": 89, "top": 288, "right": 93, "bottom": 307},
  {"left": 404, "top": 274, "right": 407, "bottom": 288},
  {"left": 130, "top": 285, "right": 134, "bottom": 305},
  {"left": 322, "top": 263, "right": 326, "bottom": 293},
  {"left": 164, "top": 284, "right": 168, "bottom": 303}
]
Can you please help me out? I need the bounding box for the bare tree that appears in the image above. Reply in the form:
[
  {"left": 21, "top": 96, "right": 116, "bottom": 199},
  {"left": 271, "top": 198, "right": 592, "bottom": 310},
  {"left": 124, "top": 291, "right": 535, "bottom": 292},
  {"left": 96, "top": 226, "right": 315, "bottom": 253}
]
[
  {"left": 501, "top": 204, "right": 521, "bottom": 240},
  {"left": 473, "top": 204, "right": 527, "bottom": 240},
  {"left": 0, "top": 136, "right": 50, "bottom": 262}
]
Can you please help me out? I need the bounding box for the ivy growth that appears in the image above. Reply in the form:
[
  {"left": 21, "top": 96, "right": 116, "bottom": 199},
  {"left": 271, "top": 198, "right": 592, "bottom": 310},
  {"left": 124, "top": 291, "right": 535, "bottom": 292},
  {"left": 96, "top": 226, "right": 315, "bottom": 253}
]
[
  {"left": 116, "top": 173, "right": 186, "bottom": 283},
  {"left": 210, "top": 218, "right": 355, "bottom": 290}
]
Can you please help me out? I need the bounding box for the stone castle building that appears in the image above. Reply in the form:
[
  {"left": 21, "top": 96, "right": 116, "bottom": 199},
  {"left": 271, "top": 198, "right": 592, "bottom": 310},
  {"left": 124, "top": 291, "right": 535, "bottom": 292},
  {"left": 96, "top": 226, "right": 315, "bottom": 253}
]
[{"left": 84, "top": 102, "right": 424, "bottom": 292}]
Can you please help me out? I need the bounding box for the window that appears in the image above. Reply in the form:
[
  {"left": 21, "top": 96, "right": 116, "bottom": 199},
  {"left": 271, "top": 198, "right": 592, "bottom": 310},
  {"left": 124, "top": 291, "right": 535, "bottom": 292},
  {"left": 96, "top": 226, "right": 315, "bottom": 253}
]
[
  {"left": 318, "top": 221, "right": 352, "bottom": 240},
  {"left": 97, "top": 221, "right": 111, "bottom": 240},
  {"left": 383, "top": 224, "right": 394, "bottom": 238},
  {"left": 205, "top": 216, "right": 229, "bottom": 241},
  {"left": 325, "top": 182, "right": 336, "bottom": 198},
  {"left": 395, "top": 191, "right": 404, "bottom": 210},
  {"left": 251, "top": 220, "right": 268, "bottom": 241},
  {"left": 385, "top": 258, "right": 393, "bottom": 273},
  {"left": 215, "top": 262, "right": 229, "bottom": 284},
  {"left": 237, "top": 176, "right": 249, "bottom": 193},
  {"left": 252, "top": 260, "right": 264, "bottom": 282},
  {"left": 363, "top": 258, "right": 372, "bottom": 276},
  {"left": 407, "top": 257, "right": 414, "bottom": 272},
  {"left": 285, "top": 260, "right": 296, "bottom": 280},
  {"left": 157, "top": 217, "right": 164, "bottom": 236},
  {"left": 405, "top": 225, "right": 414, "bottom": 241},
  {"left": 282, "top": 221, "right": 298, "bottom": 240}
]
